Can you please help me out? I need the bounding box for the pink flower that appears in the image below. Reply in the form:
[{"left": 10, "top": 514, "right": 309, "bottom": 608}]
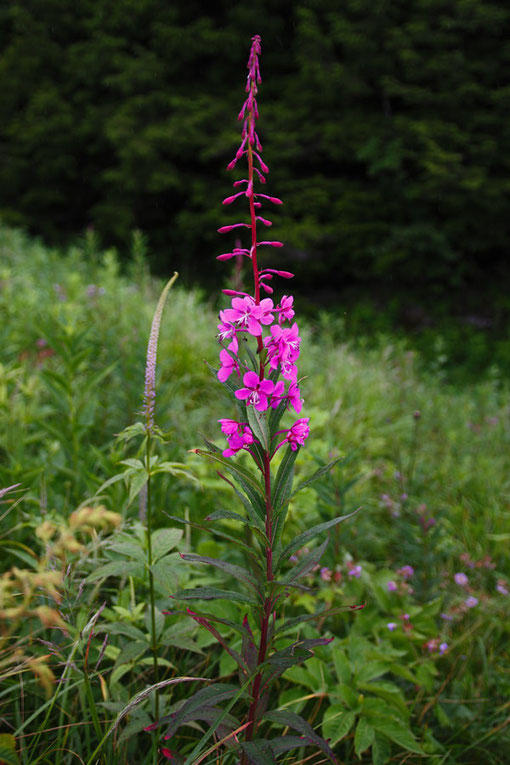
[
  {"left": 264, "top": 322, "right": 301, "bottom": 377},
  {"left": 219, "top": 418, "right": 241, "bottom": 435},
  {"left": 286, "top": 381, "right": 303, "bottom": 413},
  {"left": 218, "top": 419, "right": 254, "bottom": 458},
  {"left": 222, "top": 296, "right": 270, "bottom": 337},
  {"left": 270, "top": 380, "right": 286, "bottom": 408},
  {"left": 320, "top": 567, "right": 332, "bottom": 582},
  {"left": 278, "top": 295, "right": 295, "bottom": 324},
  {"left": 285, "top": 418, "right": 310, "bottom": 451},
  {"left": 217, "top": 349, "right": 240, "bottom": 382},
  {"left": 235, "top": 371, "right": 275, "bottom": 411},
  {"left": 218, "top": 311, "right": 239, "bottom": 353},
  {"left": 347, "top": 564, "right": 362, "bottom": 578},
  {"left": 387, "top": 580, "right": 398, "bottom": 592}
]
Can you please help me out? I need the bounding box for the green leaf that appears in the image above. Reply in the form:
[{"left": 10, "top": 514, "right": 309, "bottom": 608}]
[
  {"left": 240, "top": 740, "right": 277, "bottom": 764},
  {"left": 322, "top": 706, "right": 356, "bottom": 747},
  {"left": 165, "top": 514, "right": 259, "bottom": 558},
  {"left": 246, "top": 405, "right": 270, "bottom": 451},
  {"left": 272, "top": 445, "right": 298, "bottom": 512},
  {"left": 266, "top": 638, "right": 332, "bottom": 685},
  {"left": 372, "top": 732, "right": 391, "bottom": 765},
  {"left": 107, "top": 540, "right": 146, "bottom": 563},
  {"left": 194, "top": 449, "right": 264, "bottom": 497},
  {"left": 86, "top": 560, "right": 144, "bottom": 582},
  {"left": 280, "top": 537, "right": 328, "bottom": 584},
  {"left": 127, "top": 469, "right": 148, "bottom": 506},
  {"left": 356, "top": 661, "right": 388, "bottom": 684},
  {"left": 358, "top": 681, "right": 408, "bottom": 715},
  {"left": 154, "top": 683, "right": 242, "bottom": 737},
  {"left": 276, "top": 605, "right": 364, "bottom": 636},
  {"left": 172, "top": 587, "right": 258, "bottom": 606},
  {"left": 354, "top": 717, "right": 375, "bottom": 757},
  {"left": 263, "top": 709, "right": 337, "bottom": 763},
  {"left": 97, "top": 622, "right": 148, "bottom": 643},
  {"left": 151, "top": 556, "right": 180, "bottom": 594},
  {"left": 0, "top": 734, "right": 20, "bottom": 765},
  {"left": 276, "top": 510, "right": 359, "bottom": 570},
  {"left": 113, "top": 641, "right": 147, "bottom": 669},
  {"left": 333, "top": 650, "right": 352, "bottom": 684},
  {"left": 371, "top": 720, "right": 424, "bottom": 754},
  {"left": 180, "top": 553, "right": 261, "bottom": 593},
  {"left": 286, "top": 457, "right": 343, "bottom": 504},
  {"left": 151, "top": 528, "right": 182, "bottom": 562},
  {"left": 116, "top": 421, "right": 146, "bottom": 443},
  {"left": 205, "top": 508, "right": 266, "bottom": 535}
]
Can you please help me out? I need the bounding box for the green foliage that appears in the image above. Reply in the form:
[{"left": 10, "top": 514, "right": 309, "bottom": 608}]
[
  {"left": 1, "top": 2, "right": 510, "bottom": 305},
  {"left": 1, "top": 228, "right": 510, "bottom": 762}
]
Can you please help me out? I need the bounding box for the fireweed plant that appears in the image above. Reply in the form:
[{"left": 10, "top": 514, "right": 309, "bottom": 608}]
[{"left": 158, "top": 36, "right": 359, "bottom": 764}]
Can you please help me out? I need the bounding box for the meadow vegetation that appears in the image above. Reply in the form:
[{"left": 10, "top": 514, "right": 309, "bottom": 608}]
[{"left": 1, "top": 224, "right": 509, "bottom": 763}]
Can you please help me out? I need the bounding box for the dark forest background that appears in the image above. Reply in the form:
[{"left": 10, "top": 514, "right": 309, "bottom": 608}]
[{"left": 1, "top": 0, "right": 509, "bottom": 323}]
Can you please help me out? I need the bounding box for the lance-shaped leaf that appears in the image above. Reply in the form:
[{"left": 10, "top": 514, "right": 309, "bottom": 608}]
[
  {"left": 148, "top": 684, "right": 239, "bottom": 732},
  {"left": 263, "top": 637, "right": 334, "bottom": 685},
  {"left": 219, "top": 470, "right": 266, "bottom": 520},
  {"left": 263, "top": 709, "right": 338, "bottom": 764},
  {"left": 268, "top": 397, "right": 287, "bottom": 435},
  {"left": 206, "top": 508, "right": 267, "bottom": 538},
  {"left": 86, "top": 560, "right": 144, "bottom": 583},
  {"left": 163, "top": 609, "right": 252, "bottom": 639},
  {"left": 185, "top": 609, "right": 249, "bottom": 677},
  {"left": 165, "top": 514, "right": 258, "bottom": 560},
  {"left": 269, "top": 735, "right": 311, "bottom": 755},
  {"left": 172, "top": 587, "right": 258, "bottom": 606},
  {"left": 275, "top": 510, "right": 360, "bottom": 571},
  {"left": 239, "top": 739, "right": 277, "bottom": 764},
  {"left": 246, "top": 405, "right": 270, "bottom": 451},
  {"left": 209, "top": 477, "right": 266, "bottom": 533},
  {"left": 275, "top": 603, "right": 366, "bottom": 636},
  {"left": 279, "top": 537, "right": 329, "bottom": 584},
  {"left": 240, "top": 615, "right": 258, "bottom": 673},
  {"left": 193, "top": 449, "right": 264, "bottom": 498},
  {"left": 283, "top": 456, "right": 343, "bottom": 506},
  {"left": 271, "top": 445, "right": 298, "bottom": 512},
  {"left": 180, "top": 553, "right": 262, "bottom": 594}
]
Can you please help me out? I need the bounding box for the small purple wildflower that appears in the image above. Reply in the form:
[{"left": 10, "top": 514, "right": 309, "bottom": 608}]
[
  {"left": 347, "top": 564, "right": 362, "bottom": 578},
  {"left": 387, "top": 580, "right": 398, "bottom": 592},
  {"left": 454, "top": 572, "right": 468, "bottom": 586},
  {"left": 439, "top": 642, "right": 448, "bottom": 655},
  {"left": 398, "top": 565, "right": 414, "bottom": 579},
  {"left": 387, "top": 622, "right": 397, "bottom": 631},
  {"left": 465, "top": 596, "right": 478, "bottom": 608},
  {"left": 496, "top": 580, "right": 509, "bottom": 595},
  {"left": 320, "top": 567, "right": 332, "bottom": 582}
]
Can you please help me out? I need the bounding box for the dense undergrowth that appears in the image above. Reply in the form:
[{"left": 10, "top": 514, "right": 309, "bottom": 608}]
[{"left": 1, "top": 225, "right": 509, "bottom": 763}]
